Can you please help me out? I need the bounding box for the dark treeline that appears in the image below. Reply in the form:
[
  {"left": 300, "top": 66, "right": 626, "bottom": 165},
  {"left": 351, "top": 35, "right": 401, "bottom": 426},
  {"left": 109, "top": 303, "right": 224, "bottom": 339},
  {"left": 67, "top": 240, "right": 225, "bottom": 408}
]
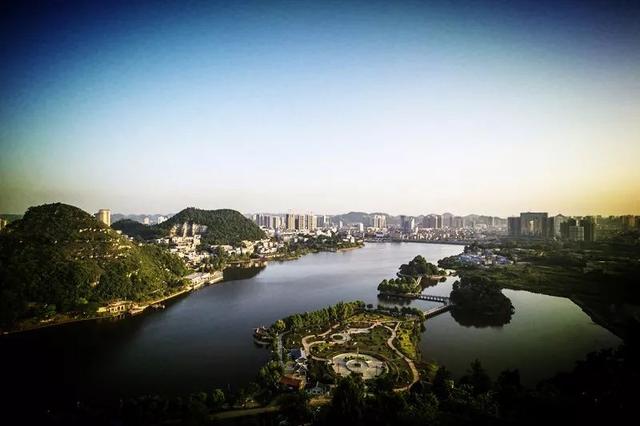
[
  {"left": 21, "top": 344, "right": 638, "bottom": 425},
  {"left": 273, "top": 300, "right": 366, "bottom": 333}
]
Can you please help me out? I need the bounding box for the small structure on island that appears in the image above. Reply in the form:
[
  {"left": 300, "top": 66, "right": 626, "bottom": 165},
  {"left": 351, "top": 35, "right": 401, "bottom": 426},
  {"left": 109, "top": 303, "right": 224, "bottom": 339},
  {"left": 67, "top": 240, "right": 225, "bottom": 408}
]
[
  {"left": 280, "top": 374, "right": 306, "bottom": 391},
  {"left": 290, "top": 347, "right": 307, "bottom": 362}
]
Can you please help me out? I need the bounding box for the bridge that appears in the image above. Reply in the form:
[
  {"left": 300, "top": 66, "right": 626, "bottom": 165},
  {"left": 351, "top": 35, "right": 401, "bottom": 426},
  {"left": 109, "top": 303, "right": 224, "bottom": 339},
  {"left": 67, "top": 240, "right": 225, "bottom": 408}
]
[{"left": 378, "top": 292, "right": 453, "bottom": 318}]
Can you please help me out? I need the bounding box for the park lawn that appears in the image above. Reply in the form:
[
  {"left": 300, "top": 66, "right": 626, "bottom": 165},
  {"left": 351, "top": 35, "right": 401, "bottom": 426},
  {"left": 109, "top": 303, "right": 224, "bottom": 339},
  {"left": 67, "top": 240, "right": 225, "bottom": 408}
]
[
  {"left": 395, "top": 322, "right": 420, "bottom": 360},
  {"left": 349, "top": 312, "right": 396, "bottom": 323}
]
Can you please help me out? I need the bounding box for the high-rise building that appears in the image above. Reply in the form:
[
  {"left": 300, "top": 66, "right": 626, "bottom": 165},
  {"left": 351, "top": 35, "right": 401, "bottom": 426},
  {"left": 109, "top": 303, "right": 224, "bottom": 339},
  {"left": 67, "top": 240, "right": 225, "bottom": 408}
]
[
  {"left": 400, "top": 215, "right": 415, "bottom": 234},
  {"left": 507, "top": 216, "right": 521, "bottom": 237},
  {"left": 546, "top": 214, "right": 567, "bottom": 238},
  {"left": 95, "top": 209, "right": 111, "bottom": 226},
  {"left": 306, "top": 214, "right": 317, "bottom": 231},
  {"left": 568, "top": 224, "right": 585, "bottom": 241},
  {"left": 442, "top": 213, "right": 453, "bottom": 228},
  {"left": 0, "top": 218, "right": 7, "bottom": 231},
  {"left": 285, "top": 214, "right": 296, "bottom": 230},
  {"left": 580, "top": 218, "right": 596, "bottom": 242},
  {"left": 452, "top": 216, "right": 465, "bottom": 229},
  {"left": 519, "top": 212, "right": 548, "bottom": 237},
  {"left": 143, "top": 217, "right": 150, "bottom": 225},
  {"left": 295, "top": 215, "right": 306, "bottom": 230},
  {"left": 560, "top": 218, "right": 577, "bottom": 239},
  {"left": 422, "top": 214, "right": 441, "bottom": 229},
  {"left": 317, "top": 215, "right": 328, "bottom": 228},
  {"left": 371, "top": 214, "right": 386, "bottom": 229}
]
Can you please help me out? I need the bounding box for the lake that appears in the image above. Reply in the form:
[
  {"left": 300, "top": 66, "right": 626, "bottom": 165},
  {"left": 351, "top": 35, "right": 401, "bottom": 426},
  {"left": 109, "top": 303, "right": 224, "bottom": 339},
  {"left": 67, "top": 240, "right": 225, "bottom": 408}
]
[{"left": 0, "top": 242, "right": 620, "bottom": 411}]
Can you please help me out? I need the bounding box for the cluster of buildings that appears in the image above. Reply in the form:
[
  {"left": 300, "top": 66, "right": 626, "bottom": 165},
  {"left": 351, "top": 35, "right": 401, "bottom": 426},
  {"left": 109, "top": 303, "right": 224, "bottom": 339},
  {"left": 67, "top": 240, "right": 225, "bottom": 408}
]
[
  {"left": 508, "top": 212, "right": 598, "bottom": 242},
  {"left": 251, "top": 211, "right": 508, "bottom": 244},
  {"left": 143, "top": 215, "right": 167, "bottom": 225},
  {"left": 451, "top": 247, "right": 512, "bottom": 267},
  {"left": 253, "top": 213, "right": 333, "bottom": 231}
]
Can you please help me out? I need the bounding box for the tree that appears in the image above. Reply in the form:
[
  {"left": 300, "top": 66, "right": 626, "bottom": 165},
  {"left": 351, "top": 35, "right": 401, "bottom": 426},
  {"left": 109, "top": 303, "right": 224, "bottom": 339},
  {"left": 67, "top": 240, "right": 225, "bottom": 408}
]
[
  {"left": 432, "top": 366, "right": 453, "bottom": 400},
  {"left": 258, "top": 360, "right": 283, "bottom": 389},
  {"left": 459, "top": 359, "right": 492, "bottom": 395},
  {"left": 272, "top": 319, "right": 286, "bottom": 333},
  {"left": 325, "top": 375, "right": 366, "bottom": 424},
  {"left": 209, "top": 389, "right": 225, "bottom": 410},
  {"left": 279, "top": 391, "right": 312, "bottom": 424}
]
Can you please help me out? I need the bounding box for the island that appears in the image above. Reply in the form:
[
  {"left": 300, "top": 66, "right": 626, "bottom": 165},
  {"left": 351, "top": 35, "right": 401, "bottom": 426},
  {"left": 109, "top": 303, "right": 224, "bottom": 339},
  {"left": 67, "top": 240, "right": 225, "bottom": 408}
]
[{"left": 255, "top": 301, "right": 425, "bottom": 392}]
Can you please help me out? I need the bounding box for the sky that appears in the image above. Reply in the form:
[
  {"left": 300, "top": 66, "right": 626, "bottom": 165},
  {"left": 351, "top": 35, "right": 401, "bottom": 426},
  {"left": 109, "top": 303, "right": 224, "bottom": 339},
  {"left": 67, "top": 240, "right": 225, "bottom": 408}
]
[{"left": 1, "top": 0, "right": 639, "bottom": 217}]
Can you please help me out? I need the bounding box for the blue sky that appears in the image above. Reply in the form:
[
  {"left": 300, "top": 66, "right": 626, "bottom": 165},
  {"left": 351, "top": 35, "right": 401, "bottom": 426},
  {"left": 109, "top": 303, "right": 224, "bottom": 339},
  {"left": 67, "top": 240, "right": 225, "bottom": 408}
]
[{"left": 1, "top": 0, "right": 639, "bottom": 216}]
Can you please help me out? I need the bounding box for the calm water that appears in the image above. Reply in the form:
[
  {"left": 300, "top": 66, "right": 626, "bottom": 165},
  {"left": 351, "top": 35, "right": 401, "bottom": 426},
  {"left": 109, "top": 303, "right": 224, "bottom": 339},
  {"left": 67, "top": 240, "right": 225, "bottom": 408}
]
[{"left": 0, "top": 243, "right": 620, "bottom": 411}]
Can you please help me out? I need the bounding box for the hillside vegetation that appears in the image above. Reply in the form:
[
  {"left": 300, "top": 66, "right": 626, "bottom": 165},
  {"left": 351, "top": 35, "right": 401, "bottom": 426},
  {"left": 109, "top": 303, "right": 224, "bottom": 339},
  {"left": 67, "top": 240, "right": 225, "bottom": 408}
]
[
  {"left": 158, "top": 207, "right": 266, "bottom": 244},
  {"left": 114, "top": 207, "right": 265, "bottom": 245},
  {"left": 0, "top": 203, "right": 187, "bottom": 327}
]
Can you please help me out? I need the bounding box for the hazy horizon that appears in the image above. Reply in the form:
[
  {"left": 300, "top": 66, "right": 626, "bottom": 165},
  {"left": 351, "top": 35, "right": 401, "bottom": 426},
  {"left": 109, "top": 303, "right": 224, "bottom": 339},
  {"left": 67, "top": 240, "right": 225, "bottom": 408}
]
[{"left": 2, "top": 0, "right": 639, "bottom": 216}]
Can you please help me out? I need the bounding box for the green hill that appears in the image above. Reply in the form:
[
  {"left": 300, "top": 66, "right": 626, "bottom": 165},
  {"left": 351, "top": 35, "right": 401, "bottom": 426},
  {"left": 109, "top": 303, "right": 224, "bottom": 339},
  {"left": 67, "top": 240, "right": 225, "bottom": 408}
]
[
  {"left": 157, "top": 207, "right": 266, "bottom": 245},
  {"left": 111, "top": 219, "right": 164, "bottom": 241},
  {"left": 0, "top": 203, "right": 187, "bottom": 327}
]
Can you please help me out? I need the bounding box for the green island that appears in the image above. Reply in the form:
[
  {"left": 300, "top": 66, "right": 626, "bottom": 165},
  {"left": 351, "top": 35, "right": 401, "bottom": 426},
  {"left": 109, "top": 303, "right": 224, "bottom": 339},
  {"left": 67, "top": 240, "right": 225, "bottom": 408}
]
[
  {"left": 377, "top": 255, "right": 446, "bottom": 295},
  {"left": 266, "top": 302, "right": 424, "bottom": 391},
  {"left": 0, "top": 203, "right": 189, "bottom": 332},
  {"left": 449, "top": 275, "right": 514, "bottom": 327}
]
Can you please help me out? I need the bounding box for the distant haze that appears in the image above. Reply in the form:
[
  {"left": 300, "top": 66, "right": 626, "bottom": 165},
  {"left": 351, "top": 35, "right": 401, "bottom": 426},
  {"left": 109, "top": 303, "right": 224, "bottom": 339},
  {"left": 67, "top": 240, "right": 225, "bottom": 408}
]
[{"left": 1, "top": 1, "right": 639, "bottom": 216}]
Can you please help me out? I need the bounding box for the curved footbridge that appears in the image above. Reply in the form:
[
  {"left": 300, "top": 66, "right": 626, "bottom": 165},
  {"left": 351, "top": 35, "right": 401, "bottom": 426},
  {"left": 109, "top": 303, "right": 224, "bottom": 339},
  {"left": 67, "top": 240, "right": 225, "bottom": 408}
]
[{"left": 379, "top": 292, "right": 453, "bottom": 318}]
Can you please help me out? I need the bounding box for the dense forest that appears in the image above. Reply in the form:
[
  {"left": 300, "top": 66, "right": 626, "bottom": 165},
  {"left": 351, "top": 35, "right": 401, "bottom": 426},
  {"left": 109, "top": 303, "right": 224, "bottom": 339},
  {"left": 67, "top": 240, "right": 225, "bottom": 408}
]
[
  {"left": 111, "top": 219, "right": 164, "bottom": 241},
  {"left": 449, "top": 274, "right": 514, "bottom": 327},
  {"left": 398, "top": 255, "right": 443, "bottom": 277},
  {"left": 0, "top": 203, "right": 187, "bottom": 327}
]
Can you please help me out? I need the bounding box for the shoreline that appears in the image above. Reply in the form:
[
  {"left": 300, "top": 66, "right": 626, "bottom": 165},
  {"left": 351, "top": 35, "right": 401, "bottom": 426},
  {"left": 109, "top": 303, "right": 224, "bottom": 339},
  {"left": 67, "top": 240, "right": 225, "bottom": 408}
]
[
  {"left": 1, "top": 275, "right": 225, "bottom": 336},
  {"left": 0, "top": 244, "right": 367, "bottom": 336}
]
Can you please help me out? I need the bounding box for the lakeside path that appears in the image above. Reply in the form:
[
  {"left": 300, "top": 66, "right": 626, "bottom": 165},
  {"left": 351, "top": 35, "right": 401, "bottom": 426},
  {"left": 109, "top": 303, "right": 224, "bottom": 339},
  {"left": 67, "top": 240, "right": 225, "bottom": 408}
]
[{"left": 384, "top": 322, "right": 420, "bottom": 391}]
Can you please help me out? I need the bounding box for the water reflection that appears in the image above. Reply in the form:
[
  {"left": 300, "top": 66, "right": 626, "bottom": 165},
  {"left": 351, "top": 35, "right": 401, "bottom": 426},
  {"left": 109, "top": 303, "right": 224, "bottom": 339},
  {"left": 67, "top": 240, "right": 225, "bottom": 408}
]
[
  {"left": 223, "top": 266, "right": 266, "bottom": 281},
  {"left": 449, "top": 305, "right": 514, "bottom": 327}
]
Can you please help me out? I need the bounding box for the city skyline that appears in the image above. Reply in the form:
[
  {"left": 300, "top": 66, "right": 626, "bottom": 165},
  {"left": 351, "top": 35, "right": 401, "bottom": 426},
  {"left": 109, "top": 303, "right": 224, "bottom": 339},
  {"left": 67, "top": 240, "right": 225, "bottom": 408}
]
[{"left": 2, "top": 1, "right": 639, "bottom": 216}]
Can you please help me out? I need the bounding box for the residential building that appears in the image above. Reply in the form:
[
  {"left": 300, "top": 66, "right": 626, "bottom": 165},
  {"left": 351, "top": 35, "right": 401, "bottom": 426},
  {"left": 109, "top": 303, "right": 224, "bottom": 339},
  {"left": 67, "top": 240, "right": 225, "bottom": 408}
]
[
  {"left": 519, "top": 212, "right": 548, "bottom": 237},
  {"left": 285, "top": 213, "right": 296, "bottom": 230},
  {"left": 580, "top": 217, "right": 596, "bottom": 242},
  {"left": 568, "top": 224, "right": 585, "bottom": 241},
  {"left": 95, "top": 209, "right": 111, "bottom": 226},
  {"left": 371, "top": 214, "right": 386, "bottom": 229},
  {"left": 422, "top": 214, "right": 442, "bottom": 229},
  {"left": 400, "top": 215, "right": 415, "bottom": 234},
  {"left": 452, "top": 216, "right": 465, "bottom": 229},
  {"left": 546, "top": 214, "right": 567, "bottom": 238},
  {"left": 306, "top": 214, "right": 317, "bottom": 231},
  {"left": 507, "top": 216, "right": 521, "bottom": 237}
]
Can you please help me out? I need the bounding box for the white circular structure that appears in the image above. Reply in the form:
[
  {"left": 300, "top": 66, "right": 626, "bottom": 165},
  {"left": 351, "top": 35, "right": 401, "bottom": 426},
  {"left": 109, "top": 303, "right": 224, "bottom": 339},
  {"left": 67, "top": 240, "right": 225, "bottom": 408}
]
[{"left": 331, "top": 353, "right": 387, "bottom": 380}]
